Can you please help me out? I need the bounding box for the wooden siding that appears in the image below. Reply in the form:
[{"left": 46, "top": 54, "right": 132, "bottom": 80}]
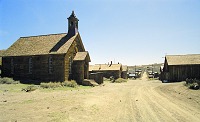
[
  {"left": 121, "top": 71, "right": 128, "bottom": 79},
  {"left": 72, "top": 61, "right": 85, "bottom": 84},
  {"left": 72, "top": 60, "right": 89, "bottom": 84},
  {"left": 64, "top": 36, "right": 86, "bottom": 81},
  {"left": 162, "top": 64, "right": 200, "bottom": 81},
  {"left": 168, "top": 65, "right": 200, "bottom": 81},
  {"left": 2, "top": 54, "right": 65, "bottom": 83},
  {"left": 90, "top": 70, "right": 121, "bottom": 79}
]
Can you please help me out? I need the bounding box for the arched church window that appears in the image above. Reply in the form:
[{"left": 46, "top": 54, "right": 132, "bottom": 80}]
[
  {"left": 11, "top": 58, "right": 14, "bottom": 74},
  {"left": 73, "top": 47, "right": 78, "bottom": 57},
  {"left": 69, "top": 57, "right": 72, "bottom": 74},
  {"left": 48, "top": 56, "right": 53, "bottom": 74},
  {"left": 29, "top": 57, "right": 33, "bottom": 74}
]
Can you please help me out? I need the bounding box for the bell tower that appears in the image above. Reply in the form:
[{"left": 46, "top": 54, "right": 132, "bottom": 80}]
[{"left": 67, "top": 11, "right": 79, "bottom": 36}]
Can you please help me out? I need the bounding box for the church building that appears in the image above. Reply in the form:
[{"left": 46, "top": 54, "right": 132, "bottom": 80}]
[{"left": 2, "top": 11, "right": 91, "bottom": 84}]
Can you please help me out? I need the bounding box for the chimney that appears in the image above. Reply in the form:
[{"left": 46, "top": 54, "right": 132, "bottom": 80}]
[{"left": 109, "top": 61, "right": 112, "bottom": 67}]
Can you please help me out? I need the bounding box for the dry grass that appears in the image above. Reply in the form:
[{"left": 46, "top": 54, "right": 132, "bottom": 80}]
[
  {"left": 61, "top": 80, "right": 78, "bottom": 88},
  {"left": 40, "top": 82, "right": 61, "bottom": 89},
  {"left": 40, "top": 80, "right": 78, "bottom": 89},
  {"left": 0, "top": 77, "right": 20, "bottom": 84},
  {"left": 114, "top": 78, "right": 127, "bottom": 83}
]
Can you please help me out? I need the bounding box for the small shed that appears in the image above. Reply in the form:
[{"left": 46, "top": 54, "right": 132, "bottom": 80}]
[
  {"left": 121, "top": 65, "right": 128, "bottom": 79},
  {"left": 161, "top": 54, "right": 200, "bottom": 82}
]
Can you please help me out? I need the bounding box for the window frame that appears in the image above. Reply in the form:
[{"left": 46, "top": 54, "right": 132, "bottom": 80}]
[
  {"left": 48, "top": 56, "right": 53, "bottom": 74},
  {"left": 11, "top": 58, "right": 14, "bottom": 74},
  {"left": 69, "top": 56, "right": 72, "bottom": 74},
  {"left": 28, "top": 57, "right": 33, "bottom": 74}
]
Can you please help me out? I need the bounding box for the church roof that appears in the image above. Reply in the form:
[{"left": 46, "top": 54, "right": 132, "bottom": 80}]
[{"left": 3, "top": 33, "right": 78, "bottom": 56}]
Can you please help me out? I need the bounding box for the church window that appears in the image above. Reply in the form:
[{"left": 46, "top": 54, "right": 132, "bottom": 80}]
[
  {"left": 69, "top": 56, "right": 72, "bottom": 74},
  {"left": 11, "top": 58, "right": 14, "bottom": 74},
  {"left": 29, "top": 57, "right": 33, "bottom": 74},
  {"left": 73, "top": 47, "right": 78, "bottom": 57},
  {"left": 48, "top": 56, "right": 53, "bottom": 74}
]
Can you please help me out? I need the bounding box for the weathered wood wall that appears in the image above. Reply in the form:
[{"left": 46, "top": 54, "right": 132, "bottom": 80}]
[
  {"left": 89, "top": 72, "right": 103, "bottom": 84},
  {"left": 2, "top": 54, "right": 65, "bottom": 83},
  {"left": 121, "top": 71, "right": 128, "bottom": 79},
  {"left": 64, "top": 36, "right": 85, "bottom": 81},
  {"left": 72, "top": 61, "right": 84, "bottom": 84},
  {"left": 162, "top": 65, "right": 200, "bottom": 81},
  {"left": 168, "top": 65, "right": 200, "bottom": 81},
  {"left": 90, "top": 70, "right": 121, "bottom": 79}
]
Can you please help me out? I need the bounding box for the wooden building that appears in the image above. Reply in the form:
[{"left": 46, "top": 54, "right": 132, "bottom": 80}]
[
  {"left": 121, "top": 65, "right": 128, "bottom": 79},
  {"left": 89, "top": 63, "right": 122, "bottom": 79},
  {"left": 1, "top": 11, "right": 91, "bottom": 84},
  {"left": 161, "top": 54, "right": 200, "bottom": 82}
]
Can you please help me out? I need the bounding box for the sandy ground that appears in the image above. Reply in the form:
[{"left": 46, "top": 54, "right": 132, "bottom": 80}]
[{"left": 0, "top": 72, "right": 200, "bottom": 122}]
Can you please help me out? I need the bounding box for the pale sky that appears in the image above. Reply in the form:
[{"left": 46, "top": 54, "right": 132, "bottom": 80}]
[{"left": 0, "top": 0, "right": 200, "bottom": 65}]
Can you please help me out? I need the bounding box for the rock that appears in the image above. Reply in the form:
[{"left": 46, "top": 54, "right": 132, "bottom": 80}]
[{"left": 194, "top": 85, "right": 199, "bottom": 90}]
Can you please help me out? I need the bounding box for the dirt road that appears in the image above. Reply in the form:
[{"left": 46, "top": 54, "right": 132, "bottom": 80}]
[{"left": 0, "top": 73, "right": 200, "bottom": 122}]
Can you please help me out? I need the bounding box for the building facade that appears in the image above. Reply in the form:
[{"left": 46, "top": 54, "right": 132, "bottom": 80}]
[{"left": 161, "top": 54, "right": 200, "bottom": 82}]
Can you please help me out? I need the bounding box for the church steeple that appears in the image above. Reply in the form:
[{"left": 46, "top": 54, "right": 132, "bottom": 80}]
[{"left": 67, "top": 11, "right": 79, "bottom": 36}]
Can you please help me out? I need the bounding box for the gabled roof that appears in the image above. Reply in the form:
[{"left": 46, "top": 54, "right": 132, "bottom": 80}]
[
  {"left": 166, "top": 54, "right": 200, "bottom": 65},
  {"left": 73, "top": 51, "right": 91, "bottom": 62},
  {"left": 89, "top": 64, "right": 122, "bottom": 71},
  {"left": 3, "top": 33, "right": 79, "bottom": 56}
]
